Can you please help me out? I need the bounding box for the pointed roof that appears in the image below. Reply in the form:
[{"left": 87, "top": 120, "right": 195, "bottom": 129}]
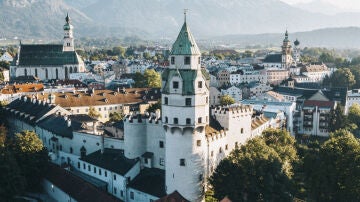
[
  {"left": 170, "top": 22, "right": 200, "bottom": 56},
  {"left": 64, "top": 13, "right": 71, "bottom": 30},
  {"left": 283, "top": 30, "right": 289, "bottom": 42}
]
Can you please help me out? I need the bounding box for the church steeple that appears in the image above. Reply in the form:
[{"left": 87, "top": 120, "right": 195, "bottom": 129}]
[
  {"left": 63, "top": 13, "right": 74, "bottom": 52},
  {"left": 281, "top": 30, "right": 293, "bottom": 69}
]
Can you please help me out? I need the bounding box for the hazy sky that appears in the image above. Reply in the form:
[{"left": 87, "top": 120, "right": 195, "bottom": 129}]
[{"left": 281, "top": 0, "right": 360, "bottom": 10}]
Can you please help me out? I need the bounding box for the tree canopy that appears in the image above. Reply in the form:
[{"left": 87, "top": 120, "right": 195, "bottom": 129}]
[
  {"left": 219, "top": 95, "right": 235, "bottom": 105},
  {"left": 88, "top": 106, "right": 101, "bottom": 119},
  {"left": 109, "top": 112, "right": 124, "bottom": 122},
  {"left": 133, "top": 69, "right": 161, "bottom": 88}
]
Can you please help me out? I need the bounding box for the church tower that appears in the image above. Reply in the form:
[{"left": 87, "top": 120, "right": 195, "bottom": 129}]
[
  {"left": 281, "top": 30, "right": 293, "bottom": 69},
  {"left": 162, "top": 12, "right": 209, "bottom": 201},
  {"left": 63, "top": 13, "right": 74, "bottom": 52},
  {"left": 293, "top": 38, "right": 300, "bottom": 65}
]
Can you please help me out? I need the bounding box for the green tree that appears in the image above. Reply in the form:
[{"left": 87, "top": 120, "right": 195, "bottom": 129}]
[
  {"left": 220, "top": 95, "right": 235, "bottom": 105},
  {"left": 319, "top": 52, "right": 335, "bottom": 63},
  {"left": 147, "top": 100, "right": 161, "bottom": 113},
  {"left": 348, "top": 103, "right": 360, "bottom": 127},
  {"left": 327, "top": 68, "right": 355, "bottom": 88},
  {"left": 133, "top": 72, "right": 146, "bottom": 87},
  {"left": 303, "top": 130, "right": 360, "bottom": 201},
  {"left": 112, "top": 46, "right": 126, "bottom": 58},
  {"left": 0, "top": 149, "right": 26, "bottom": 201},
  {"left": 144, "top": 69, "right": 161, "bottom": 88},
  {"left": 109, "top": 112, "right": 124, "bottom": 122},
  {"left": 12, "top": 131, "right": 49, "bottom": 192},
  {"left": 329, "top": 105, "right": 350, "bottom": 132},
  {"left": 88, "top": 106, "right": 102, "bottom": 119},
  {"left": 262, "top": 129, "right": 298, "bottom": 177},
  {"left": 210, "top": 137, "right": 293, "bottom": 201}
]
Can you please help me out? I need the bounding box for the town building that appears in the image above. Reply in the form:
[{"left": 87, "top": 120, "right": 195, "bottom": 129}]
[
  {"left": 267, "top": 68, "right": 289, "bottom": 85},
  {"left": 220, "top": 86, "right": 242, "bottom": 103},
  {"left": 10, "top": 14, "right": 85, "bottom": 81},
  {"left": 345, "top": 89, "right": 360, "bottom": 114}
]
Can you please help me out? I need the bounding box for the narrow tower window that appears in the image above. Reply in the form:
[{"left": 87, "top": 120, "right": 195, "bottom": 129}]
[
  {"left": 184, "top": 56, "right": 191, "bottom": 65},
  {"left": 171, "top": 57, "right": 175, "bottom": 65},
  {"left": 198, "top": 81, "right": 203, "bottom": 88},
  {"left": 173, "top": 118, "right": 178, "bottom": 124},
  {"left": 185, "top": 98, "right": 191, "bottom": 106},
  {"left": 173, "top": 81, "right": 179, "bottom": 89},
  {"left": 180, "top": 159, "right": 186, "bottom": 166}
]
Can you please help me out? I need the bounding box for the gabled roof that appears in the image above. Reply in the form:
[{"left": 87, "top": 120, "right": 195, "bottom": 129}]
[
  {"left": 128, "top": 168, "right": 166, "bottom": 198},
  {"left": 80, "top": 149, "right": 138, "bottom": 176},
  {"left": 45, "top": 164, "right": 121, "bottom": 202},
  {"left": 17, "top": 44, "right": 79, "bottom": 66},
  {"left": 170, "top": 22, "right": 200, "bottom": 55},
  {"left": 155, "top": 191, "right": 189, "bottom": 202}
]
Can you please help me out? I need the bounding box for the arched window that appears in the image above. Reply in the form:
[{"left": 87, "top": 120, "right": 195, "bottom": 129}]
[
  {"left": 35, "top": 69, "right": 38, "bottom": 77},
  {"left": 45, "top": 69, "right": 48, "bottom": 79},
  {"left": 69, "top": 66, "right": 73, "bottom": 73},
  {"left": 24, "top": 69, "right": 27, "bottom": 76},
  {"left": 80, "top": 146, "right": 86, "bottom": 157},
  {"left": 65, "top": 67, "right": 68, "bottom": 79},
  {"left": 74, "top": 67, "right": 77, "bottom": 73},
  {"left": 55, "top": 69, "right": 59, "bottom": 80}
]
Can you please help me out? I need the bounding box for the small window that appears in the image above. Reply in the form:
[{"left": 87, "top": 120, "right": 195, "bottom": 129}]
[
  {"left": 171, "top": 57, "right": 175, "bottom": 65},
  {"left": 120, "top": 191, "right": 124, "bottom": 197},
  {"left": 211, "top": 151, "right": 214, "bottom": 157},
  {"left": 197, "top": 140, "right": 201, "bottom": 146},
  {"left": 83, "top": 163, "right": 85, "bottom": 169},
  {"left": 185, "top": 98, "right": 191, "bottom": 106},
  {"left": 114, "top": 187, "right": 117, "bottom": 194},
  {"left": 225, "top": 144, "right": 228, "bottom": 150},
  {"left": 88, "top": 165, "right": 90, "bottom": 171},
  {"left": 105, "top": 171, "right": 107, "bottom": 177},
  {"left": 198, "top": 117, "right": 202, "bottom": 123},
  {"left": 206, "top": 97, "right": 208, "bottom": 104},
  {"left": 173, "top": 81, "right": 179, "bottom": 89},
  {"left": 180, "top": 158, "right": 186, "bottom": 166},
  {"left": 198, "top": 57, "right": 201, "bottom": 64},
  {"left": 165, "top": 117, "right": 168, "bottom": 123},
  {"left": 174, "top": 118, "right": 178, "bottom": 124},
  {"left": 159, "top": 141, "right": 164, "bottom": 148},
  {"left": 219, "top": 147, "right": 223, "bottom": 153},
  {"left": 164, "top": 97, "right": 168, "bottom": 105},
  {"left": 114, "top": 174, "right": 117, "bottom": 180},
  {"left": 94, "top": 167, "right": 96, "bottom": 173},
  {"left": 198, "top": 81, "right": 203, "bottom": 88},
  {"left": 160, "top": 158, "right": 165, "bottom": 166},
  {"left": 241, "top": 128, "right": 244, "bottom": 134},
  {"left": 130, "top": 191, "right": 134, "bottom": 200},
  {"left": 186, "top": 118, "right": 191, "bottom": 125},
  {"left": 70, "top": 147, "right": 73, "bottom": 154},
  {"left": 144, "top": 158, "right": 148, "bottom": 164},
  {"left": 184, "top": 56, "right": 191, "bottom": 65},
  {"left": 99, "top": 169, "right": 101, "bottom": 175},
  {"left": 77, "top": 162, "right": 80, "bottom": 169}
]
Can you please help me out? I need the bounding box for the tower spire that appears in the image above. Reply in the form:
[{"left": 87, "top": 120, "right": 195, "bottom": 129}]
[{"left": 184, "top": 9, "right": 188, "bottom": 23}]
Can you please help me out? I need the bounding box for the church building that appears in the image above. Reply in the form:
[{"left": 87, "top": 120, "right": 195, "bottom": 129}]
[{"left": 10, "top": 14, "right": 85, "bottom": 81}]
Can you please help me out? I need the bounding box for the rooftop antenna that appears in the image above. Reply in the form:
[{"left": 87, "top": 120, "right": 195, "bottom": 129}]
[{"left": 184, "top": 8, "right": 189, "bottom": 22}]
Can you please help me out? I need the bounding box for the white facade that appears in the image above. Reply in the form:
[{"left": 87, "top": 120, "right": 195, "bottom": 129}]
[
  {"left": 345, "top": 89, "right": 360, "bottom": 114},
  {"left": 249, "top": 83, "right": 272, "bottom": 97},
  {"left": 221, "top": 86, "right": 242, "bottom": 103},
  {"left": 230, "top": 69, "right": 267, "bottom": 85}
]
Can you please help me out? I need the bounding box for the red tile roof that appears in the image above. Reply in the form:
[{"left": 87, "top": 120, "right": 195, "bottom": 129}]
[
  {"left": 155, "top": 191, "right": 189, "bottom": 202},
  {"left": 45, "top": 164, "right": 122, "bottom": 202},
  {"left": 1, "top": 83, "right": 44, "bottom": 94},
  {"left": 303, "top": 100, "right": 335, "bottom": 108}
]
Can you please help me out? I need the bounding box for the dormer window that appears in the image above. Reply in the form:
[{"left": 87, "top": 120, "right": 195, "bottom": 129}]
[
  {"left": 171, "top": 57, "right": 175, "bottom": 65},
  {"left": 184, "top": 56, "right": 190, "bottom": 65},
  {"left": 173, "top": 81, "right": 179, "bottom": 89}
]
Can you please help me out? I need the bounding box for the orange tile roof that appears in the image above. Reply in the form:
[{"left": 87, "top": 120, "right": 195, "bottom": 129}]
[
  {"left": 1, "top": 83, "right": 44, "bottom": 94},
  {"left": 28, "top": 88, "right": 160, "bottom": 108}
]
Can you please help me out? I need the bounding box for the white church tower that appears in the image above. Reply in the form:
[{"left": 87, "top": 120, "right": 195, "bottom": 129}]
[
  {"left": 162, "top": 12, "right": 209, "bottom": 201},
  {"left": 63, "top": 13, "right": 74, "bottom": 52},
  {"left": 281, "top": 30, "right": 293, "bottom": 69}
]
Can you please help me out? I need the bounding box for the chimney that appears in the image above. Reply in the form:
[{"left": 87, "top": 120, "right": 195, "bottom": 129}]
[
  {"left": 67, "top": 118, "right": 71, "bottom": 127},
  {"left": 101, "top": 133, "right": 105, "bottom": 154},
  {"left": 93, "top": 121, "right": 97, "bottom": 134}
]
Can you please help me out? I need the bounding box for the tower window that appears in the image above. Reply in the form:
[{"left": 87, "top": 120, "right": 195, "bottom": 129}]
[
  {"left": 184, "top": 56, "right": 191, "bottom": 65},
  {"left": 241, "top": 128, "right": 244, "bottom": 134},
  {"left": 164, "top": 97, "right": 168, "bottom": 105},
  {"left": 197, "top": 140, "right": 201, "bottom": 146},
  {"left": 180, "top": 159, "right": 186, "bottom": 166},
  {"left": 198, "top": 57, "right": 201, "bottom": 64},
  {"left": 186, "top": 118, "right": 191, "bottom": 125},
  {"left": 173, "top": 118, "right": 178, "bottom": 124},
  {"left": 67, "top": 43, "right": 70, "bottom": 46},
  {"left": 185, "top": 98, "right": 191, "bottom": 106},
  {"left": 171, "top": 57, "right": 175, "bottom": 65},
  {"left": 159, "top": 141, "right": 164, "bottom": 148},
  {"left": 198, "top": 81, "right": 203, "bottom": 88},
  {"left": 173, "top": 81, "right": 179, "bottom": 89},
  {"left": 198, "top": 117, "right": 202, "bottom": 123},
  {"left": 165, "top": 117, "right": 168, "bottom": 123}
]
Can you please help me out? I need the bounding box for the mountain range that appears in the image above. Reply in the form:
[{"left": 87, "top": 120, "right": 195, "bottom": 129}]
[{"left": 1, "top": 0, "right": 360, "bottom": 48}]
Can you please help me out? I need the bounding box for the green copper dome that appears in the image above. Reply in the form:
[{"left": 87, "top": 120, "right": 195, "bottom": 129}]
[
  {"left": 63, "top": 23, "right": 71, "bottom": 31},
  {"left": 283, "top": 30, "right": 290, "bottom": 42},
  {"left": 170, "top": 22, "right": 201, "bottom": 56}
]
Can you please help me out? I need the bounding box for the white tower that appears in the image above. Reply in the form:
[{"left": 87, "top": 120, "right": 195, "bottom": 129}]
[
  {"left": 162, "top": 12, "right": 209, "bottom": 201},
  {"left": 281, "top": 30, "right": 293, "bottom": 69},
  {"left": 63, "top": 13, "right": 74, "bottom": 52}
]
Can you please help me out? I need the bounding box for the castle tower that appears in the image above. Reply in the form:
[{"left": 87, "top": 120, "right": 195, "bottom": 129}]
[
  {"left": 162, "top": 12, "right": 209, "bottom": 201},
  {"left": 293, "top": 38, "right": 300, "bottom": 64},
  {"left": 63, "top": 13, "right": 74, "bottom": 52},
  {"left": 281, "top": 30, "right": 293, "bottom": 69}
]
